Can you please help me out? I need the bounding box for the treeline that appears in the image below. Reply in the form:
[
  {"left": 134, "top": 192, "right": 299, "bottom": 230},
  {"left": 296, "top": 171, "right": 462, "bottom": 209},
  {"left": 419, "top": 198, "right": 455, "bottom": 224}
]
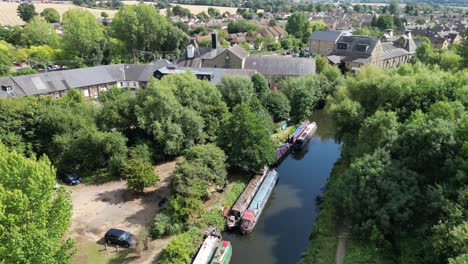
[
  {"left": 302, "top": 57, "right": 467, "bottom": 262},
  {"left": 0, "top": 4, "right": 187, "bottom": 75}
]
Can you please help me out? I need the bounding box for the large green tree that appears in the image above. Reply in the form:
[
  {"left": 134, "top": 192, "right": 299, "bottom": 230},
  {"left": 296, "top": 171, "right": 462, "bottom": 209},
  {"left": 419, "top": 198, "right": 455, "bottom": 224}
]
[
  {"left": 40, "top": 8, "right": 60, "bottom": 23},
  {"left": 286, "top": 12, "right": 307, "bottom": 40},
  {"left": 282, "top": 75, "right": 321, "bottom": 121},
  {"left": 251, "top": 73, "right": 270, "bottom": 99},
  {"left": 218, "top": 104, "right": 276, "bottom": 173},
  {"left": 0, "top": 143, "right": 75, "bottom": 263},
  {"left": 217, "top": 76, "right": 255, "bottom": 109},
  {"left": 124, "top": 158, "right": 159, "bottom": 192},
  {"left": 262, "top": 91, "right": 291, "bottom": 122},
  {"left": 111, "top": 4, "right": 187, "bottom": 60},
  {"left": 62, "top": 9, "right": 104, "bottom": 66},
  {"left": 21, "top": 16, "right": 59, "bottom": 48},
  {"left": 17, "top": 3, "right": 37, "bottom": 22}
]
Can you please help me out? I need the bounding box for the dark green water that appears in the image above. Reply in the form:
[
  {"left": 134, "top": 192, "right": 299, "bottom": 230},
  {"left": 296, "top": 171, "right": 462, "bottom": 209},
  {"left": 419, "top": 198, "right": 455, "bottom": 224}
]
[{"left": 223, "top": 111, "right": 341, "bottom": 264}]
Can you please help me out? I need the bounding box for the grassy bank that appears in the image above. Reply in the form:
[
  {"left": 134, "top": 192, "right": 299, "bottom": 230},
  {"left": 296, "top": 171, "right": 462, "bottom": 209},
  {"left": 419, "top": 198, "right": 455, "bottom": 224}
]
[{"left": 272, "top": 123, "right": 297, "bottom": 146}]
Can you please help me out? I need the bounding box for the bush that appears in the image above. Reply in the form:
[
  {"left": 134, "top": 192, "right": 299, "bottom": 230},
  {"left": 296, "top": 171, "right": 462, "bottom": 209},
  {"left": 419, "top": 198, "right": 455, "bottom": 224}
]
[
  {"left": 150, "top": 212, "right": 172, "bottom": 238},
  {"left": 124, "top": 158, "right": 159, "bottom": 192},
  {"left": 156, "top": 227, "right": 201, "bottom": 264}
]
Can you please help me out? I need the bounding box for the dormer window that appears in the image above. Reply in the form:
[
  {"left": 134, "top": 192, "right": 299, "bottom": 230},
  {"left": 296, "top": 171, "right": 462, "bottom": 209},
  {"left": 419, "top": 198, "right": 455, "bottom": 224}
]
[
  {"left": 356, "top": 44, "right": 369, "bottom": 52},
  {"left": 1, "top": 85, "right": 12, "bottom": 91},
  {"left": 337, "top": 42, "right": 348, "bottom": 50}
]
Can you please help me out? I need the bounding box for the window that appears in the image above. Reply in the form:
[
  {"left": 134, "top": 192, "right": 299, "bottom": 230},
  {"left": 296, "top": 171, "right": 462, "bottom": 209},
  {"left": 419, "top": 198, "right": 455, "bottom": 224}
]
[
  {"left": 120, "top": 82, "right": 123, "bottom": 87},
  {"left": 337, "top": 42, "right": 348, "bottom": 50},
  {"left": 356, "top": 44, "right": 369, "bottom": 52},
  {"left": 83, "top": 89, "right": 89, "bottom": 97}
]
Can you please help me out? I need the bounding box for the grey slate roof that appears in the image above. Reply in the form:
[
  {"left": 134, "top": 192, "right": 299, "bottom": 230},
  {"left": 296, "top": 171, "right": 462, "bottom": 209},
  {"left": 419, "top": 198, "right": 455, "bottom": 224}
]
[
  {"left": 334, "top": 35, "right": 380, "bottom": 55},
  {"left": 156, "top": 66, "right": 256, "bottom": 84},
  {"left": 381, "top": 42, "right": 411, "bottom": 59},
  {"left": 228, "top": 45, "right": 249, "bottom": 60},
  {"left": 310, "top": 30, "right": 343, "bottom": 42},
  {"left": 0, "top": 76, "right": 27, "bottom": 98},
  {"left": 244, "top": 56, "right": 316, "bottom": 76}
]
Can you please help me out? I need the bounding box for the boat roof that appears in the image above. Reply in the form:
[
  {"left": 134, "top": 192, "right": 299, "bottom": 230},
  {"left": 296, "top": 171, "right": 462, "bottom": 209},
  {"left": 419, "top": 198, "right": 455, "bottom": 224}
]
[
  {"left": 290, "top": 122, "right": 309, "bottom": 138},
  {"left": 245, "top": 170, "right": 279, "bottom": 215},
  {"left": 242, "top": 210, "right": 255, "bottom": 221},
  {"left": 193, "top": 235, "right": 220, "bottom": 264}
]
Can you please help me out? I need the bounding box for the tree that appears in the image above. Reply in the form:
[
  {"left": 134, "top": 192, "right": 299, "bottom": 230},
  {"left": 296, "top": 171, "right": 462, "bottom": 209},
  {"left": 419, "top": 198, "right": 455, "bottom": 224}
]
[
  {"left": 262, "top": 91, "right": 291, "bottom": 122},
  {"left": 376, "top": 14, "right": 394, "bottom": 30},
  {"left": 40, "top": 8, "right": 60, "bottom": 23},
  {"left": 17, "top": 3, "right": 37, "bottom": 23},
  {"left": 282, "top": 75, "right": 321, "bottom": 120},
  {"left": 21, "top": 16, "right": 59, "bottom": 48},
  {"left": 0, "top": 43, "right": 12, "bottom": 76},
  {"left": 251, "top": 73, "right": 270, "bottom": 99},
  {"left": 286, "top": 12, "right": 307, "bottom": 40},
  {"left": 208, "top": 7, "right": 220, "bottom": 17},
  {"left": 456, "top": 38, "right": 468, "bottom": 68},
  {"left": 217, "top": 76, "right": 255, "bottom": 109},
  {"left": 388, "top": 0, "right": 400, "bottom": 15},
  {"left": 218, "top": 104, "right": 276, "bottom": 173},
  {"left": 124, "top": 158, "right": 159, "bottom": 192},
  {"left": 111, "top": 4, "right": 187, "bottom": 59},
  {"left": 62, "top": 9, "right": 105, "bottom": 66},
  {"left": 0, "top": 143, "right": 75, "bottom": 263},
  {"left": 136, "top": 74, "right": 227, "bottom": 157},
  {"left": 184, "top": 144, "right": 227, "bottom": 187},
  {"left": 268, "top": 19, "right": 277, "bottom": 27}
]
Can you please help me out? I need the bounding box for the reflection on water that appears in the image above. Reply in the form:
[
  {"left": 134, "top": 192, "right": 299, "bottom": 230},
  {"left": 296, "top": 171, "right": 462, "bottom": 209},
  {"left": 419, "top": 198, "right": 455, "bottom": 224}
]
[{"left": 223, "top": 110, "right": 342, "bottom": 264}]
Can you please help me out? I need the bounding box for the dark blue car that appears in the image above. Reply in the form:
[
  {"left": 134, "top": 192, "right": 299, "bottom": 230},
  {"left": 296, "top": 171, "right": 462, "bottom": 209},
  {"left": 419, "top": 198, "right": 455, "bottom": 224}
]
[
  {"left": 59, "top": 172, "right": 81, "bottom": 185},
  {"left": 104, "top": 229, "right": 136, "bottom": 248}
]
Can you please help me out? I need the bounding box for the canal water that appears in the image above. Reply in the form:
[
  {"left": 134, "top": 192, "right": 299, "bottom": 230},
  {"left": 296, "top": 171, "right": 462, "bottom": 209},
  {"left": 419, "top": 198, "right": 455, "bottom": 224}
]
[{"left": 223, "top": 111, "right": 342, "bottom": 264}]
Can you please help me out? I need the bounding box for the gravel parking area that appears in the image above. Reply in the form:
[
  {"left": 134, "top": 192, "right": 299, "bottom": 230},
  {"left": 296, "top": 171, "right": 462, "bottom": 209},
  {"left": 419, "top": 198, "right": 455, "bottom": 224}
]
[{"left": 69, "top": 160, "right": 177, "bottom": 264}]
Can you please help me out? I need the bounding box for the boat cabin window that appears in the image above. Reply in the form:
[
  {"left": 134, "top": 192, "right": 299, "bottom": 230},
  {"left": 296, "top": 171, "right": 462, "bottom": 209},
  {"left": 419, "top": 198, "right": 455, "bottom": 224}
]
[{"left": 241, "top": 219, "right": 251, "bottom": 226}]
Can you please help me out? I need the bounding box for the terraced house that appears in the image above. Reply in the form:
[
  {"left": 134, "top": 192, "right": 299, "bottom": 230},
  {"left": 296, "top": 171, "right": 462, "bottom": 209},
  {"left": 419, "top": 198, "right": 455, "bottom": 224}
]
[{"left": 326, "top": 29, "right": 416, "bottom": 71}]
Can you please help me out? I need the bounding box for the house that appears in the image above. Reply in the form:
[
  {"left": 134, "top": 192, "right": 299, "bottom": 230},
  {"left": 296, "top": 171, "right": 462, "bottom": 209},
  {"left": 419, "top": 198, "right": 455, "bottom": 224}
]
[
  {"left": 178, "top": 31, "right": 316, "bottom": 87},
  {"left": 0, "top": 58, "right": 260, "bottom": 99},
  {"left": 326, "top": 30, "right": 416, "bottom": 71},
  {"left": 309, "top": 30, "right": 346, "bottom": 56},
  {"left": 257, "top": 26, "right": 288, "bottom": 42},
  {"left": 411, "top": 26, "right": 463, "bottom": 49}
]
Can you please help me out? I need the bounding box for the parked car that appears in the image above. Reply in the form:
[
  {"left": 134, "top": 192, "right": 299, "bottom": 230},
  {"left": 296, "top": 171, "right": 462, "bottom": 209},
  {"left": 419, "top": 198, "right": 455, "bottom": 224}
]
[
  {"left": 159, "top": 197, "right": 168, "bottom": 208},
  {"left": 104, "top": 229, "right": 136, "bottom": 248},
  {"left": 59, "top": 172, "right": 81, "bottom": 185}
]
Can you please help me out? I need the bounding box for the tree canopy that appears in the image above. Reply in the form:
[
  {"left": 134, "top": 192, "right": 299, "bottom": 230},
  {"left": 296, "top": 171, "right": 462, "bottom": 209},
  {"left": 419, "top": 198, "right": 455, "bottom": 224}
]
[
  {"left": 0, "top": 143, "right": 75, "bottom": 263},
  {"left": 218, "top": 104, "right": 276, "bottom": 173},
  {"left": 40, "top": 8, "right": 60, "bottom": 23},
  {"left": 62, "top": 9, "right": 105, "bottom": 66},
  {"left": 17, "top": 3, "right": 37, "bottom": 22},
  {"left": 217, "top": 76, "right": 255, "bottom": 110}
]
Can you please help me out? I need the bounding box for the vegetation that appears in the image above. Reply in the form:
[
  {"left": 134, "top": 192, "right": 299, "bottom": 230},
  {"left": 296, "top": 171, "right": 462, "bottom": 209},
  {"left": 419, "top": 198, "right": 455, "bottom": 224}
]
[
  {"left": 218, "top": 104, "right": 276, "bottom": 173},
  {"left": 40, "top": 8, "right": 60, "bottom": 23},
  {"left": 0, "top": 143, "right": 75, "bottom": 263},
  {"left": 17, "top": 3, "right": 37, "bottom": 22},
  {"left": 262, "top": 91, "right": 291, "bottom": 122},
  {"left": 217, "top": 76, "right": 255, "bottom": 109},
  {"left": 303, "top": 61, "right": 468, "bottom": 263},
  {"left": 124, "top": 158, "right": 159, "bottom": 192}
]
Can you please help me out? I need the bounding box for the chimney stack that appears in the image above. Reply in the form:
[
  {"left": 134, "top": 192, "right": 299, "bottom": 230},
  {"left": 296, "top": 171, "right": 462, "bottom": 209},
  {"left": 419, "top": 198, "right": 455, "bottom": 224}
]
[
  {"left": 211, "top": 30, "right": 218, "bottom": 49},
  {"left": 405, "top": 30, "right": 412, "bottom": 38},
  {"left": 386, "top": 29, "right": 393, "bottom": 37}
]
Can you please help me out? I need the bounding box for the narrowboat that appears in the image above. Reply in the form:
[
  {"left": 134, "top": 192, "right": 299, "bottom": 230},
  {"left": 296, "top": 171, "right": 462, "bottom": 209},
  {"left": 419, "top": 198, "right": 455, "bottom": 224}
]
[
  {"left": 240, "top": 169, "right": 279, "bottom": 234},
  {"left": 275, "top": 143, "right": 291, "bottom": 164},
  {"left": 210, "top": 240, "right": 232, "bottom": 264},
  {"left": 287, "top": 122, "right": 310, "bottom": 144},
  {"left": 292, "top": 122, "right": 317, "bottom": 151},
  {"left": 226, "top": 167, "right": 268, "bottom": 230},
  {"left": 193, "top": 230, "right": 222, "bottom": 264}
]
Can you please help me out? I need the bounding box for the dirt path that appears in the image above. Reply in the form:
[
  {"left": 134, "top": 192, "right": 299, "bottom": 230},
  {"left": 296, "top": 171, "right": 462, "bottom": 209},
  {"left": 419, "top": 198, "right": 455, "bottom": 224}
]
[
  {"left": 336, "top": 225, "right": 350, "bottom": 264},
  {"left": 70, "top": 160, "right": 178, "bottom": 264}
]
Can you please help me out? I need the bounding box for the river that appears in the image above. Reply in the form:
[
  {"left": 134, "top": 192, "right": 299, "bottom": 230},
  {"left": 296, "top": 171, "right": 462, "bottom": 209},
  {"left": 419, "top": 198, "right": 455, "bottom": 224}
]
[{"left": 223, "top": 110, "right": 341, "bottom": 264}]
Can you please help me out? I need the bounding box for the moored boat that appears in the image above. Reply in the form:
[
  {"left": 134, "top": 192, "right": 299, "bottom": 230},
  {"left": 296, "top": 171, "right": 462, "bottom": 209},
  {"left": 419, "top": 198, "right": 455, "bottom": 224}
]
[
  {"left": 287, "top": 122, "right": 310, "bottom": 144},
  {"left": 226, "top": 167, "right": 268, "bottom": 230},
  {"left": 193, "top": 230, "right": 222, "bottom": 264},
  {"left": 210, "top": 240, "right": 232, "bottom": 264},
  {"left": 275, "top": 143, "right": 291, "bottom": 164},
  {"left": 240, "top": 169, "right": 279, "bottom": 234},
  {"left": 292, "top": 122, "right": 317, "bottom": 151}
]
